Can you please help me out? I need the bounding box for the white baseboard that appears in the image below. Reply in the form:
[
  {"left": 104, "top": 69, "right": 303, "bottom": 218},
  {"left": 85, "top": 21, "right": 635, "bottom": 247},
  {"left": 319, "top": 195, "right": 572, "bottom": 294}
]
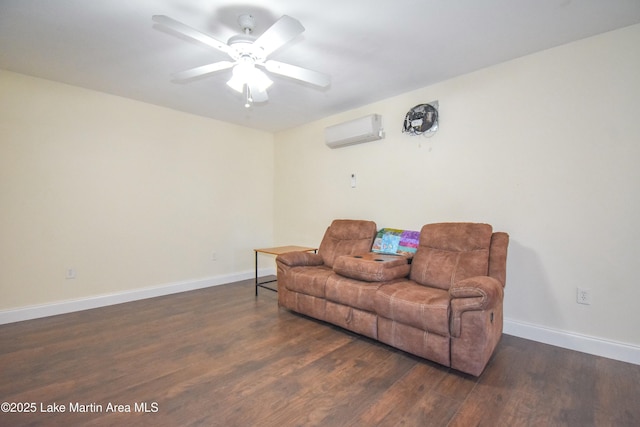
[
  {"left": 504, "top": 318, "right": 640, "bottom": 366},
  {"left": 0, "top": 268, "right": 277, "bottom": 325}
]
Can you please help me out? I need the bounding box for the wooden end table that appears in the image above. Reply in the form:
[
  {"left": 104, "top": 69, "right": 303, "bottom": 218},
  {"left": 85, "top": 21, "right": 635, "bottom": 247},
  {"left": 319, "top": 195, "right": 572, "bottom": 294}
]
[{"left": 254, "top": 245, "right": 317, "bottom": 295}]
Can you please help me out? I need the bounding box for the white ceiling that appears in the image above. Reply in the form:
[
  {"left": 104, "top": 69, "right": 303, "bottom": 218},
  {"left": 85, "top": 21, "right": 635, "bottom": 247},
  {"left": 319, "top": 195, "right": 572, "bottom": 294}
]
[{"left": 2, "top": 0, "right": 639, "bottom": 132}]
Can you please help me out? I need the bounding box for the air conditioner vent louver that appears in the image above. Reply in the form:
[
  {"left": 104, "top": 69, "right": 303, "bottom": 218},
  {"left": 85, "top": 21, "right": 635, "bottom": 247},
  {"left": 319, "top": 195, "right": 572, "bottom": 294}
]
[{"left": 325, "top": 114, "right": 384, "bottom": 148}]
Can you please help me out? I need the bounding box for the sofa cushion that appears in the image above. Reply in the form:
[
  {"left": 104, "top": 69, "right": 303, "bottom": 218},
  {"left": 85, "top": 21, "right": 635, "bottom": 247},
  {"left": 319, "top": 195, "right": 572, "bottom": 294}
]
[
  {"left": 333, "top": 253, "right": 410, "bottom": 282},
  {"left": 284, "top": 265, "right": 333, "bottom": 298},
  {"left": 318, "top": 220, "right": 377, "bottom": 268},
  {"left": 325, "top": 273, "right": 385, "bottom": 312},
  {"left": 374, "top": 280, "right": 451, "bottom": 336},
  {"left": 410, "top": 223, "right": 493, "bottom": 290}
]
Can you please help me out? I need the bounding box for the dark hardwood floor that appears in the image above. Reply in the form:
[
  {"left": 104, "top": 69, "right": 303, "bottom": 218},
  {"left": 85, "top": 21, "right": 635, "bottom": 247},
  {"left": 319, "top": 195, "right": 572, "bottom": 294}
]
[{"left": 1, "top": 278, "right": 639, "bottom": 426}]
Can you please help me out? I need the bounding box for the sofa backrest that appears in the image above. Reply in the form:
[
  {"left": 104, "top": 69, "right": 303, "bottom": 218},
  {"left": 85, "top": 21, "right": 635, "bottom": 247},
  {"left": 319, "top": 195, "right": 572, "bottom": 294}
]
[
  {"left": 318, "top": 219, "right": 377, "bottom": 268},
  {"left": 410, "top": 223, "right": 493, "bottom": 290},
  {"left": 489, "top": 232, "right": 509, "bottom": 287}
]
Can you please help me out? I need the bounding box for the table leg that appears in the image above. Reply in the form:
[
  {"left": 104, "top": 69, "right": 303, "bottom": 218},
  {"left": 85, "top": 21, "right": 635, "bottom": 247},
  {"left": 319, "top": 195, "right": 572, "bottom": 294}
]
[{"left": 254, "top": 250, "right": 258, "bottom": 296}]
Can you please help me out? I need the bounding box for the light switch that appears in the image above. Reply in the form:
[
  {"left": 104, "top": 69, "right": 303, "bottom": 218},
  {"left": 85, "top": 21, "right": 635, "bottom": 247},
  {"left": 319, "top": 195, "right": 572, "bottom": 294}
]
[{"left": 351, "top": 173, "right": 357, "bottom": 188}]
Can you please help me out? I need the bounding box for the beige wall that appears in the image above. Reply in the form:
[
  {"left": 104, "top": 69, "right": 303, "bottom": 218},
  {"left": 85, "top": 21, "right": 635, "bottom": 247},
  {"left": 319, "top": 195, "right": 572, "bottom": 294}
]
[
  {"left": 274, "top": 24, "right": 640, "bottom": 347},
  {"left": 0, "top": 71, "right": 274, "bottom": 310},
  {"left": 2, "top": 24, "right": 639, "bottom": 358}
]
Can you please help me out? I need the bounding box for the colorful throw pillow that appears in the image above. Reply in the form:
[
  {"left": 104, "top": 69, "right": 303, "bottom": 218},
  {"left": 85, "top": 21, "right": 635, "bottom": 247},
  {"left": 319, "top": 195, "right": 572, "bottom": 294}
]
[{"left": 372, "top": 228, "right": 420, "bottom": 256}]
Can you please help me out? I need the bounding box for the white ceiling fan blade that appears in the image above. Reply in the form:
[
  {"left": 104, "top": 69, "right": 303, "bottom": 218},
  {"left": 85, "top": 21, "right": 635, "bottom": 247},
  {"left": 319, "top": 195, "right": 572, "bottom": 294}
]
[
  {"left": 254, "top": 15, "right": 304, "bottom": 57},
  {"left": 264, "top": 60, "right": 331, "bottom": 87},
  {"left": 171, "top": 61, "right": 234, "bottom": 80},
  {"left": 171, "top": 61, "right": 234, "bottom": 81},
  {"left": 152, "top": 15, "right": 233, "bottom": 56}
]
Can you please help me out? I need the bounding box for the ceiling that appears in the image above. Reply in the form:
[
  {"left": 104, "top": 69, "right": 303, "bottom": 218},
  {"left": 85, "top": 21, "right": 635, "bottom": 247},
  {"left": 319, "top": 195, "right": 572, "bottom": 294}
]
[{"left": 2, "top": 0, "right": 639, "bottom": 132}]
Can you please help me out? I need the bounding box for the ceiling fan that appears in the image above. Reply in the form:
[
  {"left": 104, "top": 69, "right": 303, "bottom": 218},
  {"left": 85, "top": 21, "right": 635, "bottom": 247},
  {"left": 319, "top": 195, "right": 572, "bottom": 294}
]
[{"left": 152, "top": 13, "right": 331, "bottom": 108}]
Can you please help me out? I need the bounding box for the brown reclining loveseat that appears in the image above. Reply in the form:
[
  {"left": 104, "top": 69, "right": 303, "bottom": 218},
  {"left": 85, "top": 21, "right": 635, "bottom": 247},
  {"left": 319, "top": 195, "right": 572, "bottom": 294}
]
[{"left": 276, "top": 219, "right": 509, "bottom": 376}]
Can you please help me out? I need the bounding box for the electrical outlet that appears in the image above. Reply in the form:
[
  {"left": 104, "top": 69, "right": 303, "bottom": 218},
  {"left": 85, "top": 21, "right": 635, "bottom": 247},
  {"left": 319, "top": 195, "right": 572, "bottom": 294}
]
[
  {"left": 211, "top": 252, "right": 218, "bottom": 261},
  {"left": 66, "top": 268, "right": 76, "bottom": 280},
  {"left": 576, "top": 287, "right": 591, "bottom": 305}
]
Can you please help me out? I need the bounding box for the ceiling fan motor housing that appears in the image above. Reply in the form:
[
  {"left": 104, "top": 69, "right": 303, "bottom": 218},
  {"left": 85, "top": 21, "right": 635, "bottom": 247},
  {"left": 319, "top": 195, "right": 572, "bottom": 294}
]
[{"left": 227, "top": 34, "right": 264, "bottom": 62}]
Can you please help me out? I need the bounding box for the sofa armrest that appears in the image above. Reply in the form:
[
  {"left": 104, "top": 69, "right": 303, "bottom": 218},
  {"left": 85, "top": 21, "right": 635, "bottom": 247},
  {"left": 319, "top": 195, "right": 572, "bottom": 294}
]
[
  {"left": 276, "top": 251, "right": 324, "bottom": 267},
  {"left": 333, "top": 253, "right": 409, "bottom": 282},
  {"left": 449, "top": 276, "right": 504, "bottom": 338}
]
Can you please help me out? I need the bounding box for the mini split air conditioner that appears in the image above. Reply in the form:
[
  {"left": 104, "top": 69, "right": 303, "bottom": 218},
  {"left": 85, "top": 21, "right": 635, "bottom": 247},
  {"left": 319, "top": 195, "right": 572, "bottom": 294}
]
[{"left": 324, "top": 114, "right": 384, "bottom": 148}]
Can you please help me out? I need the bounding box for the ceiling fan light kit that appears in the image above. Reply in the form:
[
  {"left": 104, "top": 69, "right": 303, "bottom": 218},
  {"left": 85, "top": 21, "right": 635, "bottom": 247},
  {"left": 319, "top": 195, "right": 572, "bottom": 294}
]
[
  {"left": 226, "top": 60, "right": 273, "bottom": 107},
  {"left": 152, "top": 13, "right": 330, "bottom": 108}
]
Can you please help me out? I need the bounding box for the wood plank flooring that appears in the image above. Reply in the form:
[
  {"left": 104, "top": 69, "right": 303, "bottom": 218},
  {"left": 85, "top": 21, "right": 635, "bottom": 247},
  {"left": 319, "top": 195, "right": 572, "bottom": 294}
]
[{"left": 1, "top": 278, "right": 639, "bottom": 426}]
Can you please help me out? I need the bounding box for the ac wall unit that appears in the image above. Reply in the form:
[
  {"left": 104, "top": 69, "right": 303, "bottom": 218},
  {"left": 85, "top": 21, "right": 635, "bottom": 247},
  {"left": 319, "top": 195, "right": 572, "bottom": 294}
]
[{"left": 324, "top": 114, "right": 384, "bottom": 148}]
